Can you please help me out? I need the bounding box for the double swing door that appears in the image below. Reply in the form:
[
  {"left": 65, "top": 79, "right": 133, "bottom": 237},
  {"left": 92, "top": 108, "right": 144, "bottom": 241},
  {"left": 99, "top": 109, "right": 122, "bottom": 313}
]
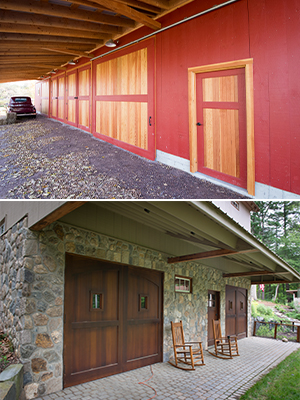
[
  {"left": 64, "top": 254, "right": 163, "bottom": 388},
  {"left": 66, "top": 66, "right": 91, "bottom": 131},
  {"left": 197, "top": 68, "right": 247, "bottom": 188}
]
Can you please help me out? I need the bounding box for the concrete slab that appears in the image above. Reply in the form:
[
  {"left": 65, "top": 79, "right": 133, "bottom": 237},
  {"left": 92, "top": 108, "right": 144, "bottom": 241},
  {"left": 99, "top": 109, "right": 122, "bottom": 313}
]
[{"left": 35, "top": 337, "right": 300, "bottom": 400}]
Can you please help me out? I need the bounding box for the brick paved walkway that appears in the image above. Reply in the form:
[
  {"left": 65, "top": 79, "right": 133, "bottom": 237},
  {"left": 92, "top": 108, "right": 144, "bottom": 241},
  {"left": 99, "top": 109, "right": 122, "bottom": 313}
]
[{"left": 36, "top": 337, "right": 300, "bottom": 400}]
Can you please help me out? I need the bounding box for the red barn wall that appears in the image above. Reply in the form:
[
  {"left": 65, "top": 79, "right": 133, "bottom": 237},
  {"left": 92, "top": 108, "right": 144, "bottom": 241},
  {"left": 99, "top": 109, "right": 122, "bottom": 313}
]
[
  {"left": 155, "top": 0, "right": 300, "bottom": 195},
  {"left": 36, "top": 0, "right": 300, "bottom": 196}
]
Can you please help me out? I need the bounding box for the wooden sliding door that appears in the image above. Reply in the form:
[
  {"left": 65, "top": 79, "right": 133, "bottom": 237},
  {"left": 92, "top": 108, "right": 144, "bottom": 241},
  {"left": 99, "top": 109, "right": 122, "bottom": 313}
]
[
  {"left": 93, "top": 39, "right": 155, "bottom": 160},
  {"left": 66, "top": 66, "right": 91, "bottom": 131}
]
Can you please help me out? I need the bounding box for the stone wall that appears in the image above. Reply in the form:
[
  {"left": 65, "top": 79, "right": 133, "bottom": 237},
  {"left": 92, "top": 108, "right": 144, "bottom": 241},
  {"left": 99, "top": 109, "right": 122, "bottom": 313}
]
[
  {"left": 0, "top": 216, "right": 27, "bottom": 357},
  {"left": 0, "top": 220, "right": 251, "bottom": 399}
]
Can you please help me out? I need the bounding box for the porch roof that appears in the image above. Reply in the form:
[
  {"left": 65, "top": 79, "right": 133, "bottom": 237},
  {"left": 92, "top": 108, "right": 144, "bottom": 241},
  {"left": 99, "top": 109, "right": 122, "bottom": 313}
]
[
  {"left": 29, "top": 200, "right": 300, "bottom": 285},
  {"left": 0, "top": 0, "right": 197, "bottom": 83}
]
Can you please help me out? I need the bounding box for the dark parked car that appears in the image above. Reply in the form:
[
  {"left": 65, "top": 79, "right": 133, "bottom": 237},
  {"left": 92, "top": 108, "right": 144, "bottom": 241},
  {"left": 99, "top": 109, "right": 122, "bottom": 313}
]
[{"left": 7, "top": 96, "right": 36, "bottom": 117}]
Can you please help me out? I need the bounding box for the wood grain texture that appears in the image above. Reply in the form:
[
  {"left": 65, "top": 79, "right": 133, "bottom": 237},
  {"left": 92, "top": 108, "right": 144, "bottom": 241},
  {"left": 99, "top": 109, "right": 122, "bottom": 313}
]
[
  {"left": 96, "top": 49, "right": 147, "bottom": 96},
  {"left": 189, "top": 59, "right": 254, "bottom": 194},
  {"left": 96, "top": 101, "right": 148, "bottom": 149}
]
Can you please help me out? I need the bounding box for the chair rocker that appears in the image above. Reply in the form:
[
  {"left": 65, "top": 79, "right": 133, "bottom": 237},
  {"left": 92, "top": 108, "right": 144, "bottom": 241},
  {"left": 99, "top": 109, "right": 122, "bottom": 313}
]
[
  {"left": 169, "top": 321, "right": 205, "bottom": 370},
  {"left": 208, "top": 319, "right": 239, "bottom": 359}
]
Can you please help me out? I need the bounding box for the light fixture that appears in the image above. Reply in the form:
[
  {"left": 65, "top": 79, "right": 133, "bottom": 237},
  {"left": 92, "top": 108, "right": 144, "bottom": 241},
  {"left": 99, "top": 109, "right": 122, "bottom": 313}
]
[
  {"left": 105, "top": 39, "right": 117, "bottom": 48},
  {"left": 68, "top": 60, "right": 76, "bottom": 65},
  {"left": 50, "top": 70, "right": 56, "bottom": 74}
]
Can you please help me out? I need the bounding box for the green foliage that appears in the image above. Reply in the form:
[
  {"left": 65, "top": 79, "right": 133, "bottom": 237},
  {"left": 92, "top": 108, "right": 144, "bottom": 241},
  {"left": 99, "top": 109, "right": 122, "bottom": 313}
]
[
  {"left": 256, "top": 324, "right": 275, "bottom": 338},
  {"left": 275, "top": 304, "right": 286, "bottom": 313},
  {"left": 240, "top": 349, "right": 300, "bottom": 400},
  {"left": 286, "top": 311, "right": 300, "bottom": 321},
  {"left": 251, "top": 201, "right": 300, "bottom": 302}
]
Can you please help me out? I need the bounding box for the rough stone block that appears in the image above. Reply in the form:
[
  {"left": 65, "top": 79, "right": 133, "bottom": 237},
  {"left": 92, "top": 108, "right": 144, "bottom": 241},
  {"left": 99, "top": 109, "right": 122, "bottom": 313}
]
[
  {"left": 6, "top": 113, "right": 17, "bottom": 125},
  {"left": 0, "top": 381, "right": 16, "bottom": 400},
  {"left": 0, "top": 364, "right": 23, "bottom": 400}
]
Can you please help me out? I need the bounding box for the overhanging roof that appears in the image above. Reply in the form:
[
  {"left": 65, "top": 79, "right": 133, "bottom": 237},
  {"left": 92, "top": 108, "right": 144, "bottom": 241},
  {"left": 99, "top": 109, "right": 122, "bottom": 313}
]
[
  {"left": 0, "top": 0, "right": 195, "bottom": 83},
  {"left": 29, "top": 200, "right": 300, "bottom": 285}
]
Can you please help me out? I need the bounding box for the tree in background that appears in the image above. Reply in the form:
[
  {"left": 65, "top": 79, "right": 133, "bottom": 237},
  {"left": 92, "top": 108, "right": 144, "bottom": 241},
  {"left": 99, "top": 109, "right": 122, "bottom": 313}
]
[{"left": 251, "top": 201, "right": 300, "bottom": 303}]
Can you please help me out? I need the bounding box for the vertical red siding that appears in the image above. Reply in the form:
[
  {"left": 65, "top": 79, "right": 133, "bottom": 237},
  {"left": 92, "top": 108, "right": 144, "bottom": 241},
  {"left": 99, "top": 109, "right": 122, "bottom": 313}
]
[{"left": 156, "top": 0, "right": 250, "bottom": 160}]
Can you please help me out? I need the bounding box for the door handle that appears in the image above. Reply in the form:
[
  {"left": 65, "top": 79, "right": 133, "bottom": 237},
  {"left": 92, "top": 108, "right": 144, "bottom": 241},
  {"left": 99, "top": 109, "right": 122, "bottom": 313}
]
[
  {"left": 149, "top": 116, "right": 152, "bottom": 126},
  {"left": 197, "top": 122, "right": 202, "bottom": 126}
]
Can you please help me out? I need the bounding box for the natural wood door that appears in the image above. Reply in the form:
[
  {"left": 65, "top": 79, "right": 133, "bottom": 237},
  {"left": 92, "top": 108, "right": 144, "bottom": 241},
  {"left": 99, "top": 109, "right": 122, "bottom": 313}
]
[
  {"left": 51, "top": 78, "right": 58, "bottom": 118},
  {"left": 64, "top": 254, "right": 163, "bottom": 388},
  {"left": 93, "top": 40, "right": 155, "bottom": 160},
  {"left": 207, "top": 290, "right": 220, "bottom": 346},
  {"left": 197, "top": 68, "right": 247, "bottom": 188},
  {"left": 57, "top": 76, "right": 65, "bottom": 121},
  {"left": 225, "top": 285, "right": 247, "bottom": 339},
  {"left": 66, "top": 70, "right": 77, "bottom": 126},
  {"left": 78, "top": 66, "right": 91, "bottom": 131}
]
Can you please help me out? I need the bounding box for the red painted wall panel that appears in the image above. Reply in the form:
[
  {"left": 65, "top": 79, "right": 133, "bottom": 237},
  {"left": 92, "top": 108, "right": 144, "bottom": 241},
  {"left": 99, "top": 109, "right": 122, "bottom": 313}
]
[
  {"left": 155, "top": 0, "right": 250, "bottom": 160},
  {"left": 155, "top": 0, "right": 300, "bottom": 194},
  {"left": 36, "top": 0, "right": 300, "bottom": 195}
]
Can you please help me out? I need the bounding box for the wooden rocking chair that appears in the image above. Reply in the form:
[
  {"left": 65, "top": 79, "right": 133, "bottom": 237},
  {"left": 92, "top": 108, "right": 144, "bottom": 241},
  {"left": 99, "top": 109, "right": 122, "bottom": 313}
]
[
  {"left": 208, "top": 319, "right": 239, "bottom": 359},
  {"left": 169, "top": 321, "right": 205, "bottom": 370}
]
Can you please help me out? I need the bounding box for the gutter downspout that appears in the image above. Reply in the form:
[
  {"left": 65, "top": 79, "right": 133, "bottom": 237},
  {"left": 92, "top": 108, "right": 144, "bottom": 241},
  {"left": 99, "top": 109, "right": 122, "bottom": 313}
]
[{"left": 91, "top": 0, "right": 241, "bottom": 61}]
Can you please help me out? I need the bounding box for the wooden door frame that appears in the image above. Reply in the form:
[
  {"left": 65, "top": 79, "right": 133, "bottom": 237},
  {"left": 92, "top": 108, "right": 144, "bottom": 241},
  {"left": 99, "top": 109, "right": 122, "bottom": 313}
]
[{"left": 188, "top": 59, "right": 255, "bottom": 195}]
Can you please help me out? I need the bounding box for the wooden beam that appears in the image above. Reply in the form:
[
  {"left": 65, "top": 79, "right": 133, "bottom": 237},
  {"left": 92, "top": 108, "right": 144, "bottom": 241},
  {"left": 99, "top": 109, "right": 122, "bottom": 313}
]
[
  {"left": 41, "top": 47, "right": 94, "bottom": 58},
  {"left": 0, "top": 10, "right": 121, "bottom": 35},
  {"left": 168, "top": 248, "right": 258, "bottom": 264},
  {"left": 251, "top": 280, "right": 290, "bottom": 285},
  {"left": 114, "top": 0, "right": 162, "bottom": 13},
  {"left": 91, "top": 0, "right": 161, "bottom": 30},
  {"left": 223, "top": 270, "right": 289, "bottom": 278},
  {"left": 0, "top": 0, "right": 135, "bottom": 27},
  {"left": 117, "top": 0, "right": 169, "bottom": 10},
  {"left": 0, "top": 22, "right": 111, "bottom": 40},
  {"left": 30, "top": 202, "right": 87, "bottom": 231},
  {"left": 0, "top": 33, "right": 101, "bottom": 44}
]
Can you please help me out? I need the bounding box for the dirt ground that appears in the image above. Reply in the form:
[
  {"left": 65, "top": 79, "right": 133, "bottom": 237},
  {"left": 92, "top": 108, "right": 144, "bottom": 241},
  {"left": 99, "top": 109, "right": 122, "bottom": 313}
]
[{"left": 0, "top": 115, "right": 248, "bottom": 199}]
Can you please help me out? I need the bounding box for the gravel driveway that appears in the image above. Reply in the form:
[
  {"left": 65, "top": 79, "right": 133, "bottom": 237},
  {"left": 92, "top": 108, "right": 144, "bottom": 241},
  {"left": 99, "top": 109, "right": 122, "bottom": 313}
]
[{"left": 0, "top": 115, "right": 248, "bottom": 199}]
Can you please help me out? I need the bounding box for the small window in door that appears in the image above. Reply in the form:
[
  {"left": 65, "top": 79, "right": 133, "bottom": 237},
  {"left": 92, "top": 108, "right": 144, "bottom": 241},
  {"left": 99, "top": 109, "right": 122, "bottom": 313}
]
[
  {"left": 139, "top": 295, "right": 148, "bottom": 311},
  {"left": 90, "top": 292, "right": 103, "bottom": 311},
  {"left": 208, "top": 293, "right": 216, "bottom": 307}
]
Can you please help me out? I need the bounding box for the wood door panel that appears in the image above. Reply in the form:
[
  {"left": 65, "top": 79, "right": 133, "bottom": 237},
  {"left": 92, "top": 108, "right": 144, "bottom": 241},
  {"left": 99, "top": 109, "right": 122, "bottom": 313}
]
[
  {"left": 51, "top": 78, "right": 57, "bottom": 118},
  {"left": 96, "top": 49, "right": 147, "bottom": 96},
  {"left": 96, "top": 101, "right": 148, "bottom": 149},
  {"left": 225, "top": 285, "right": 247, "bottom": 339},
  {"left": 93, "top": 41, "right": 155, "bottom": 159},
  {"left": 207, "top": 290, "right": 220, "bottom": 347},
  {"left": 197, "top": 68, "right": 246, "bottom": 188},
  {"left": 78, "top": 67, "right": 91, "bottom": 130},
  {"left": 64, "top": 255, "right": 163, "bottom": 388}
]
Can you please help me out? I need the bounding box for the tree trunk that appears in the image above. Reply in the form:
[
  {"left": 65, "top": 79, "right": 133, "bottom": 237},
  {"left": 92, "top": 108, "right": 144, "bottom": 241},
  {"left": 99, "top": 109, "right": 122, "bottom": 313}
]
[{"left": 273, "top": 284, "right": 279, "bottom": 301}]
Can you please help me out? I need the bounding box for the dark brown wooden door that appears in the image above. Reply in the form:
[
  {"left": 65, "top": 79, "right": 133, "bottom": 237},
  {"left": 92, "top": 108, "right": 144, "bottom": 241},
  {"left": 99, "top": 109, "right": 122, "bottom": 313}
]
[
  {"left": 64, "top": 254, "right": 163, "bottom": 388},
  {"left": 207, "top": 290, "right": 220, "bottom": 346},
  {"left": 225, "top": 285, "right": 247, "bottom": 339}
]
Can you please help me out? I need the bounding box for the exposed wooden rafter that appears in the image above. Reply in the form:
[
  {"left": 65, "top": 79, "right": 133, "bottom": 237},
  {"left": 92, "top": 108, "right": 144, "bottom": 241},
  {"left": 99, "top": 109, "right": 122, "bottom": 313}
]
[
  {"left": 223, "top": 270, "right": 290, "bottom": 278},
  {"left": 168, "top": 248, "right": 259, "bottom": 264},
  {"left": 0, "top": 0, "right": 196, "bottom": 82},
  {"left": 30, "top": 202, "right": 87, "bottom": 231}
]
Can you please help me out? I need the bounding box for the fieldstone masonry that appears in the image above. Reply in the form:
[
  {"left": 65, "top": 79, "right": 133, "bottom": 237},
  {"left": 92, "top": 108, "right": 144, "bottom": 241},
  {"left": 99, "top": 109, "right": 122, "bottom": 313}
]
[{"left": 0, "top": 219, "right": 251, "bottom": 399}]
